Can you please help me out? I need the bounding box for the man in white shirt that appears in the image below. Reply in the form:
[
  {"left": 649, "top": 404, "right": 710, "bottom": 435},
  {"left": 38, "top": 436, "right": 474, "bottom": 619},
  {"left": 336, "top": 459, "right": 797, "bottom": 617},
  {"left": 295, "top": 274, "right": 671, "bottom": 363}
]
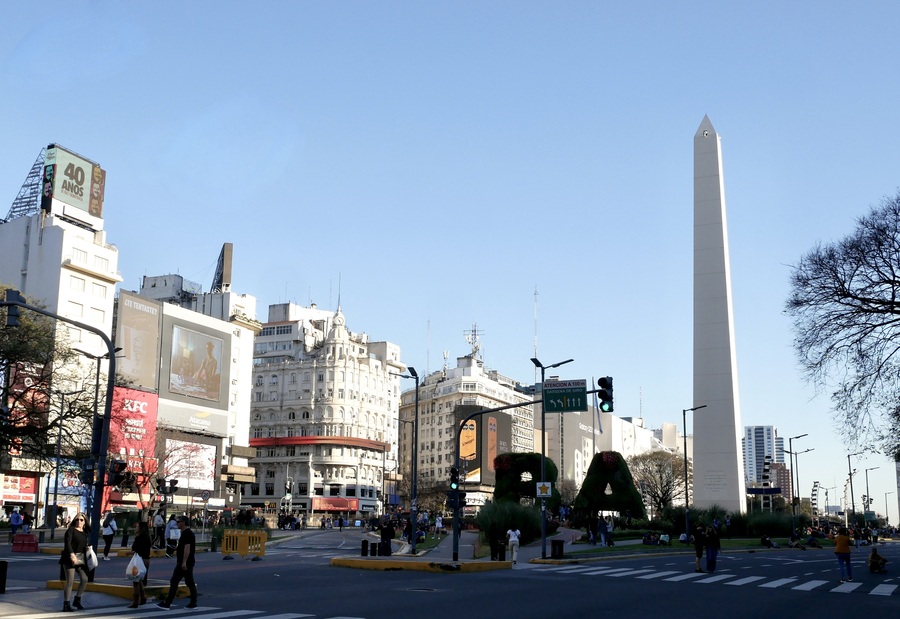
[
  {"left": 506, "top": 527, "right": 520, "bottom": 564},
  {"left": 153, "top": 512, "right": 165, "bottom": 548},
  {"left": 433, "top": 514, "right": 443, "bottom": 539}
]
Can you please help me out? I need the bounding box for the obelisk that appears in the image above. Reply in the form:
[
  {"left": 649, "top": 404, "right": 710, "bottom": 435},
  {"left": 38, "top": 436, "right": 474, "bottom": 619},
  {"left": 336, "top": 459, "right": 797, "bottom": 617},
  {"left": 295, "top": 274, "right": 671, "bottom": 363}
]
[{"left": 692, "top": 115, "right": 747, "bottom": 513}]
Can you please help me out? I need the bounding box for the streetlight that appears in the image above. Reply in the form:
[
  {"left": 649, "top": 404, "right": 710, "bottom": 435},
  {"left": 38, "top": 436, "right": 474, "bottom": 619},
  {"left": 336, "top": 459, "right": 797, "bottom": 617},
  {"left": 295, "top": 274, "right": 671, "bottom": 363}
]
[
  {"left": 394, "top": 367, "right": 419, "bottom": 554},
  {"left": 682, "top": 405, "right": 706, "bottom": 540},
  {"left": 785, "top": 434, "right": 808, "bottom": 534},
  {"left": 864, "top": 466, "right": 880, "bottom": 523},
  {"left": 51, "top": 389, "right": 83, "bottom": 540},
  {"left": 886, "top": 491, "right": 894, "bottom": 524},
  {"left": 847, "top": 451, "right": 863, "bottom": 520},
  {"left": 531, "top": 357, "right": 574, "bottom": 560}
]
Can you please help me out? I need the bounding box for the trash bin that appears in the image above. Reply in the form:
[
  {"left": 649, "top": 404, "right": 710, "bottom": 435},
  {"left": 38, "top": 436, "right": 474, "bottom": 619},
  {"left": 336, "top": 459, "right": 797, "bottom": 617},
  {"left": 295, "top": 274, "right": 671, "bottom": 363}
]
[
  {"left": 361, "top": 540, "right": 369, "bottom": 556},
  {"left": 551, "top": 539, "right": 565, "bottom": 559},
  {"left": 497, "top": 542, "right": 506, "bottom": 561}
]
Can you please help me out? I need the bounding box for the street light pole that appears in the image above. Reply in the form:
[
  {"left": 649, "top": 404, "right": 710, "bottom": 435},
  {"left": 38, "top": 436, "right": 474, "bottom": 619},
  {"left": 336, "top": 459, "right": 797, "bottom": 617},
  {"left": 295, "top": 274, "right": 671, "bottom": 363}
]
[
  {"left": 847, "top": 452, "right": 863, "bottom": 522},
  {"left": 51, "top": 389, "right": 83, "bottom": 540},
  {"left": 531, "top": 357, "right": 573, "bottom": 560},
  {"left": 682, "top": 405, "right": 706, "bottom": 540},
  {"left": 785, "top": 434, "right": 808, "bottom": 534},
  {"left": 864, "top": 466, "right": 879, "bottom": 524},
  {"left": 886, "top": 491, "right": 894, "bottom": 524},
  {"left": 394, "top": 367, "right": 420, "bottom": 553}
]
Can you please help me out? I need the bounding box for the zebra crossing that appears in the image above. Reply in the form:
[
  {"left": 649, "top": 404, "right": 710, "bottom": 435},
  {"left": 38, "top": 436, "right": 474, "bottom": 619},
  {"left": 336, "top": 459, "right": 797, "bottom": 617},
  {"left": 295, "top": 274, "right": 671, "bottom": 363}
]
[
  {"left": 527, "top": 563, "right": 899, "bottom": 596},
  {"left": 11, "top": 604, "right": 368, "bottom": 619}
]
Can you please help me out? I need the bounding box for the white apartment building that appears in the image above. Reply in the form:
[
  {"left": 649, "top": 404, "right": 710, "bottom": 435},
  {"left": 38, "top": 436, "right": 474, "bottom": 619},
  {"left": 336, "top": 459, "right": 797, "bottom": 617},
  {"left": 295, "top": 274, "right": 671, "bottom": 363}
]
[
  {"left": 0, "top": 145, "right": 120, "bottom": 521},
  {"left": 742, "top": 425, "right": 785, "bottom": 485},
  {"left": 247, "top": 302, "right": 403, "bottom": 517},
  {"left": 398, "top": 342, "right": 535, "bottom": 510}
]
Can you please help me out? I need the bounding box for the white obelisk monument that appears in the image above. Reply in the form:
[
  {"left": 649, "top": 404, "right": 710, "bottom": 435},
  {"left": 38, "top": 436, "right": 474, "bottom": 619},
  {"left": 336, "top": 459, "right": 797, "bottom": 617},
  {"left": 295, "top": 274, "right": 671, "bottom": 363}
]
[{"left": 692, "top": 115, "right": 747, "bottom": 513}]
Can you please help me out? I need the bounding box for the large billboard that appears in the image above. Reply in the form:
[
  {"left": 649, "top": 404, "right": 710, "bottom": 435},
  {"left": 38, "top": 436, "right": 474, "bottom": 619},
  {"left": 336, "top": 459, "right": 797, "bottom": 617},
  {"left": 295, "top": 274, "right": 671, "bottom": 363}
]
[
  {"left": 561, "top": 409, "right": 600, "bottom": 487},
  {"left": 168, "top": 325, "right": 224, "bottom": 403},
  {"left": 109, "top": 387, "right": 159, "bottom": 477},
  {"left": 163, "top": 439, "right": 218, "bottom": 492},
  {"left": 456, "top": 405, "right": 512, "bottom": 485},
  {"left": 115, "top": 291, "right": 162, "bottom": 392},
  {"left": 41, "top": 144, "right": 106, "bottom": 225}
]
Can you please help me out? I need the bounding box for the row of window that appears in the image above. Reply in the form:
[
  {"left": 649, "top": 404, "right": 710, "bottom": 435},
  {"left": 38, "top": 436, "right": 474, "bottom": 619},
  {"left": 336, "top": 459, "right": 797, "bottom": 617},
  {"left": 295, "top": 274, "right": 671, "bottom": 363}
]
[
  {"left": 70, "top": 247, "right": 110, "bottom": 272},
  {"left": 247, "top": 484, "right": 377, "bottom": 498},
  {"left": 259, "top": 325, "right": 293, "bottom": 336}
]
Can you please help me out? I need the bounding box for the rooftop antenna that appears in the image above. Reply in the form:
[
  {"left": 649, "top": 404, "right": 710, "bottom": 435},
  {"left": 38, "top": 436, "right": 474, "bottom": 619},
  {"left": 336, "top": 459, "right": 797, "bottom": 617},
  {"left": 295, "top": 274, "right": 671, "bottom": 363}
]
[
  {"left": 464, "top": 322, "right": 484, "bottom": 360},
  {"left": 337, "top": 273, "right": 342, "bottom": 311},
  {"left": 4, "top": 148, "right": 46, "bottom": 223}
]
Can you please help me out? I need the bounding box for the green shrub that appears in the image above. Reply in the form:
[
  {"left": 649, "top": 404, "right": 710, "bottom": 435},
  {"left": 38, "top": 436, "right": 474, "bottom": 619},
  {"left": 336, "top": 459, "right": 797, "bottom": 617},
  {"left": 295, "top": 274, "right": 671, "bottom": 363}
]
[{"left": 476, "top": 500, "right": 542, "bottom": 545}]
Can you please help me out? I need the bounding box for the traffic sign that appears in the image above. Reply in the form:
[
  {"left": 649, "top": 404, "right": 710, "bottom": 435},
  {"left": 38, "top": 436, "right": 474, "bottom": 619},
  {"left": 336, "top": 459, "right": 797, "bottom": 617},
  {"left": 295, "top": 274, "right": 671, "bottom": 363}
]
[
  {"left": 542, "top": 379, "right": 587, "bottom": 412},
  {"left": 536, "top": 482, "right": 552, "bottom": 498}
]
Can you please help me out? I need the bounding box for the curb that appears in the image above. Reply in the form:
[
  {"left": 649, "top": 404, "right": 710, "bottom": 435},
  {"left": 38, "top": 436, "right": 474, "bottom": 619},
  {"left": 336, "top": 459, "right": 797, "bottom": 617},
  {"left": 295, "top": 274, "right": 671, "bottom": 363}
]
[{"left": 45, "top": 580, "right": 191, "bottom": 600}]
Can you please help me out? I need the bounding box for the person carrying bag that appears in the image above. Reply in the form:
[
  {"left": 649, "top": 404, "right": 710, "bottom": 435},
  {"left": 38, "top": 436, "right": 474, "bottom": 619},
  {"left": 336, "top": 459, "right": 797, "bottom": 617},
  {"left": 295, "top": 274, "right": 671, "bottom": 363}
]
[{"left": 127, "top": 520, "right": 152, "bottom": 608}]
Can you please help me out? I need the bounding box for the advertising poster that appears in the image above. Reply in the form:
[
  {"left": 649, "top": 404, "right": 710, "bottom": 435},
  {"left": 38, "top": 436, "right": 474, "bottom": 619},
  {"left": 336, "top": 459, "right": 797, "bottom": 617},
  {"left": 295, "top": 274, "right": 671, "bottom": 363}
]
[
  {"left": 109, "top": 387, "right": 159, "bottom": 479},
  {"left": 2, "top": 475, "right": 36, "bottom": 503},
  {"left": 43, "top": 146, "right": 106, "bottom": 216},
  {"left": 115, "top": 291, "right": 162, "bottom": 392},
  {"left": 168, "top": 325, "right": 224, "bottom": 403},
  {"left": 164, "top": 439, "right": 217, "bottom": 491},
  {"left": 455, "top": 405, "right": 512, "bottom": 485}
]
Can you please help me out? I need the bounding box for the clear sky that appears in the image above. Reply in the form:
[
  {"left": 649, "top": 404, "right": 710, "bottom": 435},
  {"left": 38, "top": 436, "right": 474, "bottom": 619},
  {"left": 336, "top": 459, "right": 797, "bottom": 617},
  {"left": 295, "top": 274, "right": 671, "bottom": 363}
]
[{"left": 2, "top": 2, "right": 899, "bottom": 522}]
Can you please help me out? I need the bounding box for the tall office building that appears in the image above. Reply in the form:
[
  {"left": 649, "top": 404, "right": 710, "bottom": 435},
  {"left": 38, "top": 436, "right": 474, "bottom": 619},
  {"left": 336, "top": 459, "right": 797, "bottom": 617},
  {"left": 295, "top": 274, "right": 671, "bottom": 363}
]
[{"left": 742, "top": 425, "right": 785, "bottom": 484}]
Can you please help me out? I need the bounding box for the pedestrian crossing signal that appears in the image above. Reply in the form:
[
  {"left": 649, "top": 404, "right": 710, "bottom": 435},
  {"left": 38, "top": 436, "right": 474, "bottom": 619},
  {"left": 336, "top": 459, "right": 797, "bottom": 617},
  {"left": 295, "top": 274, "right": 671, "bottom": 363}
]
[{"left": 449, "top": 466, "right": 460, "bottom": 491}]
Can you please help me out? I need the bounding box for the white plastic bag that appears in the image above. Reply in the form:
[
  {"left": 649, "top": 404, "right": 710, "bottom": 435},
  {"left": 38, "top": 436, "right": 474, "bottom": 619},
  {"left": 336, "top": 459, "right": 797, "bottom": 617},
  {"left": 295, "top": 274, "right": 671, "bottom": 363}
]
[
  {"left": 86, "top": 546, "right": 99, "bottom": 571},
  {"left": 125, "top": 554, "right": 147, "bottom": 582}
]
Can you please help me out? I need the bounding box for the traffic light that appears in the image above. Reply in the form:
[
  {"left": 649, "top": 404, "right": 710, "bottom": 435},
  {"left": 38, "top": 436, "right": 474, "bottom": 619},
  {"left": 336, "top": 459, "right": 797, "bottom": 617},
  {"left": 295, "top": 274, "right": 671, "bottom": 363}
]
[
  {"left": 168, "top": 478, "right": 179, "bottom": 493},
  {"left": 449, "top": 466, "right": 460, "bottom": 491},
  {"left": 5, "top": 289, "right": 24, "bottom": 327},
  {"left": 107, "top": 459, "right": 127, "bottom": 487},
  {"left": 157, "top": 477, "right": 168, "bottom": 494},
  {"left": 79, "top": 459, "right": 95, "bottom": 485},
  {"left": 446, "top": 491, "right": 457, "bottom": 510},
  {"left": 458, "top": 491, "right": 467, "bottom": 507},
  {"left": 597, "top": 377, "right": 614, "bottom": 412}
]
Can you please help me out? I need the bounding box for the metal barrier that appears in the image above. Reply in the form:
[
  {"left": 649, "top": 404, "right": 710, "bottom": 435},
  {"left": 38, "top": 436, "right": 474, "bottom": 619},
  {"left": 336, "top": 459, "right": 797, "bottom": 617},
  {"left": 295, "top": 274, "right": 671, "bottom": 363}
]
[{"left": 221, "top": 529, "right": 267, "bottom": 560}]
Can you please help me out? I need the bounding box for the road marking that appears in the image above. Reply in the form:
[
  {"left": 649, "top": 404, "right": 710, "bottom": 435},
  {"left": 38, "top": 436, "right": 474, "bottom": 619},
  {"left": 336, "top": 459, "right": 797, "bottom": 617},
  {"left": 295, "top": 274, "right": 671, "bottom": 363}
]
[
  {"left": 636, "top": 571, "right": 680, "bottom": 579},
  {"left": 792, "top": 580, "right": 829, "bottom": 591},
  {"left": 606, "top": 569, "right": 656, "bottom": 578},
  {"left": 831, "top": 582, "right": 862, "bottom": 593},
  {"left": 696, "top": 574, "right": 735, "bottom": 584},
  {"left": 725, "top": 576, "right": 767, "bottom": 586},
  {"left": 870, "top": 584, "right": 897, "bottom": 596},
  {"left": 664, "top": 572, "right": 707, "bottom": 582},
  {"left": 759, "top": 578, "right": 797, "bottom": 588}
]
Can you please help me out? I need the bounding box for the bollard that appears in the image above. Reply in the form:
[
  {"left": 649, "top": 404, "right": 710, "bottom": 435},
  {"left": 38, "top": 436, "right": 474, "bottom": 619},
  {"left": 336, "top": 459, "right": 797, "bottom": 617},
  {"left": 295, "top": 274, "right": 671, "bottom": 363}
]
[
  {"left": 0, "top": 560, "right": 7, "bottom": 594},
  {"left": 370, "top": 542, "right": 378, "bottom": 556},
  {"left": 38, "top": 531, "right": 45, "bottom": 544},
  {"left": 211, "top": 535, "right": 218, "bottom": 553},
  {"left": 361, "top": 540, "right": 369, "bottom": 556}
]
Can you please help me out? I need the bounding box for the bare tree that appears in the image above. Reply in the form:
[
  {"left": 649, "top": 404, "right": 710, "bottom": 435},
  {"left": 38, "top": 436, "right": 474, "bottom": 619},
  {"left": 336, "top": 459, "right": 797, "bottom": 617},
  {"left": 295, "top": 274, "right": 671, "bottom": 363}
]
[
  {"left": 786, "top": 192, "right": 900, "bottom": 455},
  {"left": 626, "top": 450, "right": 686, "bottom": 514},
  {"left": 557, "top": 479, "right": 578, "bottom": 507}
]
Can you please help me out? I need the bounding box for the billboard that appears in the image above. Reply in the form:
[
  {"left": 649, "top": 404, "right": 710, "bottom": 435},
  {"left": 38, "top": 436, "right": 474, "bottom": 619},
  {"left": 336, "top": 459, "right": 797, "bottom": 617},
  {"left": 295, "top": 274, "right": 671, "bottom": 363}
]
[
  {"left": 115, "top": 291, "right": 162, "bottom": 392},
  {"left": 109, "top": 387, "right": 159, "bottom": 477},
  {"left": 41, "top": 145, "right": 106, "bottom": 223},
  {"left": 163, "top": 439, "right": 218, "bottom": 492},
  {"left": 2, "top": 475, "right": 36, "bottom": 503},
  {"left": 561, "top": 409, "right": 600, "bottom": 486},
  {"left": 168, "top": 325, "right": 224, "bottom": 402},
  {"left": 456, "top": 405, "right": 512, "bottom": 485}
]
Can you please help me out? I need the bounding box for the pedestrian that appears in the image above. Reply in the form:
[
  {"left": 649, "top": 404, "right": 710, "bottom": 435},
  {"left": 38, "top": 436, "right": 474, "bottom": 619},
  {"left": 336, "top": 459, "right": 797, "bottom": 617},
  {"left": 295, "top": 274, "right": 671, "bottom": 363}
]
[
  {"left": 868, "top": 547, "right": 888, "bottom": 573},
  {"left": 693, "top": 522, "right": 706, "bottom": 572},
  {"left": 22, "top": 510, "right": 33, "bottom": 534},
  {"left": 598, "top": 516, "right": 608, "bottom": 547},
  {"left": 165, "top": 515, "right": 179, "bottom": 557},
  {"left": 506, "top": 526, "right": 521, "bottom": 564},
  {"left": 606, "top": 516, "right": 615, "bottom": 546},
  {"left": 153, "top": 511, "right": 165, "bottom": 549},
  {"left": 434, "top": 514, "right": 443, "bottom": 539},
  {"left": 705, "top": 524, "right": 720, "bottom": 573},
  {"left": 128, "top": 520, "right": 152, "bottom": 608},
  {"left": 488, "top": 522, "right": 501, "bottom": 560},
  {"left": 59, "top": 512, "right": 91, "bottom": 612},
  {"left": 379, "top": 517, "right": 394, "bottom": 556},
  {"left": 9, "top": 507, "right": 23, "bottom": 540},
  {"left": 834, "top": 526, "right": 854, "bottom": 582},
  {"left": 156, "top": 515, "right": 198, "bottom": 610},
  {"left": 102, "top": 512, "right": 118, "bottom": 560}
]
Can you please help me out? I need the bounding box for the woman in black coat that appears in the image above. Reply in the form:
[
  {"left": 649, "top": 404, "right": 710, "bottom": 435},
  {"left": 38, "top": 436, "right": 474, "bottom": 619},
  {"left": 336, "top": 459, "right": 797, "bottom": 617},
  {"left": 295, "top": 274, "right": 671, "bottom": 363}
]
[
  {"left": 59, "top": 512, "right": 90, "bottom": 612},
  {"left": 129, "top": 520, "right": 152, "bottom": 608}
]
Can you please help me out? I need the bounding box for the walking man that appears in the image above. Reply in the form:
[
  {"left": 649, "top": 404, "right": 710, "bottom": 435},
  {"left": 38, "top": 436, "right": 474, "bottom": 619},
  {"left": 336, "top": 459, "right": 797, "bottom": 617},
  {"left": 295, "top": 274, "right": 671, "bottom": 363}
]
[{"left": 156, "top": 516, "right": 197, "bottom": 610}]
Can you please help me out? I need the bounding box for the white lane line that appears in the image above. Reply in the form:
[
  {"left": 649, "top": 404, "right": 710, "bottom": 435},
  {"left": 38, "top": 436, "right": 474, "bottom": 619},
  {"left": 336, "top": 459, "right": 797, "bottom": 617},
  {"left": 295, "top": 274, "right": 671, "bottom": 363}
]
[{"left": 792, "top": 580, "right": 829, "bottom": 591}]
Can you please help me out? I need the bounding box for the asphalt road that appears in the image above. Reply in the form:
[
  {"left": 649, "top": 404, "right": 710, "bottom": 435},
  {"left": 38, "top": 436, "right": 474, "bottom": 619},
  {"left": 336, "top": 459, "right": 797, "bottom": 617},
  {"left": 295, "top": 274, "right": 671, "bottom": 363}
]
[{"left": 3, "top": 533, "right": 900, "bottom": 618}]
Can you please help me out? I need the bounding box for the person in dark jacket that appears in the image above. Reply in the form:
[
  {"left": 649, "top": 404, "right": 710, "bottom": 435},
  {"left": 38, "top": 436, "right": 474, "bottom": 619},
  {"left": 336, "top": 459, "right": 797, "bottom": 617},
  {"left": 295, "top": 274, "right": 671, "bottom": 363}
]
[
  {"left": 692, "top": 522, "right": 707, "bottom": 573},
  {"left": 59, "top": 512, "right": 91, "bottom": 612},
  {"left": 129, "top": 521, "right": 152, "bottom": 608}
]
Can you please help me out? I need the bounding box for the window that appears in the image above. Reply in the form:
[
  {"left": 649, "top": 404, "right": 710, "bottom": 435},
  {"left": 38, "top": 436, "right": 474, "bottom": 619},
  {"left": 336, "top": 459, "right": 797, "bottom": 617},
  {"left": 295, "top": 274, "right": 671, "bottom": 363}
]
[
  {"left": 253, "top": 428, "right": 263, "bottom": 438},
  {"left": 254, "top": 392, "right": 263, "bottom": 402},
  {"left": 270, "top": 391, "right": 277, "bottom": 401},
  {"left": 270, "top": 375, "right": 278, "bottom": 385},
  {"left": 67, "top": 301, "right": 83, "bottom": 318},
  {"left": 92, "top": 282, "right": 106, "bottom": 298},
  {"left": 265, "top": 483, "right": 274, "bottom": 495},
  {"left": 90, "top": 307, "right": 105, "bottom": 323},
  {"left": 329, "top": 484, "right": 341, "bottom": 496},
  {"left": 72, "top": 247, "right": 87, "bottom": 263},
  {"left": 255, "top": 376, "right": 263, "bottom": 386},
  {"left": 299, "top": 483, "right": 308, "bottom": 494},
  {"left": 266, "top": 448, "right": 276, "bottom": 457},
  {"left": 286, "top": 446, "right": 295, "bottom": 456},
  {"left": 94, "top": 256, "right": 109, "bottom": 272},
  {"left": 288, "top": 411, "right": 296, "bottom": 420},
  {"left": 69, "top": 276, "right": 85, "bottom": 292},
  {"left": 250, "top": 484, "right": 260, "bottom": 496},
  {"left": 266, "top": 470, "right": 275, "bottom": 478}
]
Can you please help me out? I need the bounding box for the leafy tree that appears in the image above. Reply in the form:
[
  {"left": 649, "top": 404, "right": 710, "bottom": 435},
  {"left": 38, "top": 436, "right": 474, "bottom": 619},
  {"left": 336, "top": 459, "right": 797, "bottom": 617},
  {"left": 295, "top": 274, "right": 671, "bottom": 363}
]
[
  {"left": 573, "top": 451, "right": 645, "bottom": 523},
  {"left": 786, "top": 192, "right": 900, "bottom": 455},
  {"left": 627, "top": 450, "right": 686, "bottom": 514}
]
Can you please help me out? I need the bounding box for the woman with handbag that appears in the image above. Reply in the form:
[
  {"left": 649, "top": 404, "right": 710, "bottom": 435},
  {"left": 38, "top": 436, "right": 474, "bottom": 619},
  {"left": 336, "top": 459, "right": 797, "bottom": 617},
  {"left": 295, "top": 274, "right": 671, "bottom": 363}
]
[
  {"left": 101, "top": 512, "right": 118, "bottom": 560},
  {"left": 128, "top": 520, "right": 152, "bottom": 608},
  {"left": 165, "top": 514, "right": 180, "bottom": 556},
  {"left": 59, "top": 512, "right": 90, "bottom": 612}
]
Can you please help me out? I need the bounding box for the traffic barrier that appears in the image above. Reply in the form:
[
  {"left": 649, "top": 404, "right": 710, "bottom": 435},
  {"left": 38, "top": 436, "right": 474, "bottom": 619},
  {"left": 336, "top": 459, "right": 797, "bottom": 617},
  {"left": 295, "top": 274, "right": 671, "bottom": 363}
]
[
  {"left": 12, "top": 533, "right": 39, "bottom": 553},
  {"left": 221, "top": 529, "right": 266, "bottom": 560}
]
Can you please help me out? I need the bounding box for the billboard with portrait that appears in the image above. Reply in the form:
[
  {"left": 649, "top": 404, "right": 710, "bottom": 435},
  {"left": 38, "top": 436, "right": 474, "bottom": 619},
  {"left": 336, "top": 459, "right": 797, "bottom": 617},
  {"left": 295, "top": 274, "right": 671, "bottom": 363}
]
[
  {"left": 166, "top": 325, "right": 225, "bottom": 404},
  {"left": 41, "top": 145, "right": 106, "bottom": 225},
  {"left": 115, "top": 291, "right": 162, "bottom": 392}
]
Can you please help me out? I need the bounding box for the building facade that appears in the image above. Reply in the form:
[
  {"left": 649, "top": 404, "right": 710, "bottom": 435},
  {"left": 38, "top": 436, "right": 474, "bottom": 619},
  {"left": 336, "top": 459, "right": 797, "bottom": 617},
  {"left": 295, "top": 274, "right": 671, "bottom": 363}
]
[
  {"left": 246, "top": 303, "right": 403, "bottom": 517},
  {"left": 742, "top": 425, "right": 785, "bottom": 485}
]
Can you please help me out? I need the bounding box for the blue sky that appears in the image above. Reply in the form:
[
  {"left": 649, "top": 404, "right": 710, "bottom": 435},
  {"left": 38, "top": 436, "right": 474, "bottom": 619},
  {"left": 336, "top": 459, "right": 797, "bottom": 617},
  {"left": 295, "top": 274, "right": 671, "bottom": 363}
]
[{"left": 3, "top": 2, "right": 899, "bottom": 521}]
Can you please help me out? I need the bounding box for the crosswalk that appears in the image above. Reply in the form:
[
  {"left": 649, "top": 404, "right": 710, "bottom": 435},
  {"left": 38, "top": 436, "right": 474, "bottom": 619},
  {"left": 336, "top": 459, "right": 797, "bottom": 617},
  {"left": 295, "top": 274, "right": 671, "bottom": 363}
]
[
  {"left": 527, "top": 564, "right": 899, "bottom": 596},
  {"left": 13, "top": 605, "right": 368, "bottom": 619}
]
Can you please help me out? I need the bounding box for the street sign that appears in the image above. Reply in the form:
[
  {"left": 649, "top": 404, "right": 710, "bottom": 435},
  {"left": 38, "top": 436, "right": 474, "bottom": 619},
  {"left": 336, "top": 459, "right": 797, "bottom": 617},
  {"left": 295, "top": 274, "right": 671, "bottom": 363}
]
[
  {"left": 542, "top": 379, "right": 588, "bottom": 412},
  {"left": 536, "top": 482, "right": 552, "bottom": 498}
]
